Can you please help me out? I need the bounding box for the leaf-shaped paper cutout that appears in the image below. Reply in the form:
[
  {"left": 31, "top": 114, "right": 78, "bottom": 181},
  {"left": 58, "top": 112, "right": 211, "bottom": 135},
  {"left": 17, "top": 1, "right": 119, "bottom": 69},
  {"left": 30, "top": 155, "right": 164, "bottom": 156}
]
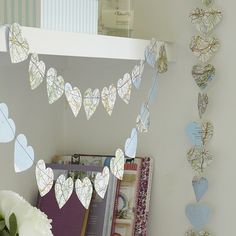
[
  {"left": 185, "top": 229, "right": 211, "bottom": 236},
  {"left": 145, "top": 39, "right": 157, "bottom": 68},
  {"left": 136, "top": 103, "right": 150, "bottom": 133},
  {"left": 46, "top": 68, "right": 64, "bottom": 104},
  {"left": 125, "top": 128, "right": 138, "bottom": 158},
  {"left": 75, "top": 177, "right": 93, "bottom": 209},
  {"left": 198, "top": 93, "right": 209, "bottom": 119},
  {"left": 65, "top": 83, "right": 82, "bottom": 117},
  {"left": 192, "top": 176, "right": 208, "bottom": 202},
  {"left": 36, "top": 160, "right": 54, "bottom": 197},
  {"left": 55, "top": 175, "right": 74, "bottom": 209},
  {"left": 156, "top": 44, "right": 168, "bottom": 73},
  {"left": 101, "top": 85, "right": 116, "bottom": 116},
  {"left": 148, "top": 74, "right": 158, "bottom": 104},
  {"left": 29, "top": 53, "right": 46, "bottom": 90},
  {"left": 83, "top": 88, "right": 100, "bottom": 120},
  {"left": 131, "top": 60, "right": 144, "bottom": 89},
  {"left": 110, "top": 149, "right": 125, "bottom": 180},
  {"left": 9, "top": 23, "right": 29, "bottom": 63},
  {"left": 190, "top": 35, "right": 220, "bottom": 63},
  {"left": 117, "top": 73, "right": 132, "bottom": 104},
  {"left": 14, "top": 134, "right": 34, "bottom": 173},
  {"left": 0, "top": 103, "right": 16, "bottom": 143}
]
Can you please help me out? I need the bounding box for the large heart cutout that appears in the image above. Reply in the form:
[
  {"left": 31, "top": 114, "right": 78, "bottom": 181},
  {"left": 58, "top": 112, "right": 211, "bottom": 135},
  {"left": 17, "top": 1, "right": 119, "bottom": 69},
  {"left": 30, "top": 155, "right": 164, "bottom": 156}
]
[
  {"left": 110, "top": 149, "right": 125, "bottom": 180},
  {"left": 186, "top": 229, "right": 211, "bottom": 236},
  {"left": 125, "top": 128, "right": 138, "bottom": 158},
  {"left": 131, "top": 60, "right": 144, "bottom": 89},
  {"left": 117, "top": 73, "right": 132, "bottom": 104},
  {"left": 192, "top": 176, "right": 208, "bottom": 202},
  {"left": 36, "top": 160, "right": 54, "bottom": 197},
  {"left": 198, "top": 93, "right": 209, "bottom": 119},
  {"left": 101, "top": 85, "right": 116, "bottom": 116},
  {"left": 136, "top": 103, "right": 150, "bottom": 133}
]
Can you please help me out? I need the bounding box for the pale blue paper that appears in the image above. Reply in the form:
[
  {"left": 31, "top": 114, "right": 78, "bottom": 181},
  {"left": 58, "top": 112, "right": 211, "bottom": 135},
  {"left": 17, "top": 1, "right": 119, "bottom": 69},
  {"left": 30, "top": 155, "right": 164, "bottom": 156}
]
[
  {"left": 132, "top": 66, "right": 142, "bottom": 89},
  {"left": 125, "top": 128, "right": 138, "bottom": 158},
  {"left": 192, "top": 177, "right": 208, "bottom": 202},
  {"left": 186, "top": 122, "right": 203, "bottom": 147},
  {"left": 145, "top": 48, "right": 156, "bottom": 68},
  {"left": 148, "top": 74, "right": 158, "bottom": 104}
]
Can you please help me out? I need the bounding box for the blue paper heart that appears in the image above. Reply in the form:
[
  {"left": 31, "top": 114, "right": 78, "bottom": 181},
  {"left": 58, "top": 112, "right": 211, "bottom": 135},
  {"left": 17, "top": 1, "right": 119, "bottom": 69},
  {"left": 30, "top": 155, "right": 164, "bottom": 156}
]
[
  {"left": 148, "top": 74, "right": 158, "bottom": 104},
  {"left": 185, "top": 204, "right": 211, "bottom": 231},
  {"left": 137, "top": 103, "right": 150, "bottom": 133},
  {"left": 186, "top": 122, "right": 203, "bottom": 147},
  {"left": 145, "top": 48, "right": 156, "bottom": 68},
  {"left": 125, "top": 128, "right": 138, "bottom": 158},
  {"left": 192, "top": 177, "right": 208, "bottom": 202}
]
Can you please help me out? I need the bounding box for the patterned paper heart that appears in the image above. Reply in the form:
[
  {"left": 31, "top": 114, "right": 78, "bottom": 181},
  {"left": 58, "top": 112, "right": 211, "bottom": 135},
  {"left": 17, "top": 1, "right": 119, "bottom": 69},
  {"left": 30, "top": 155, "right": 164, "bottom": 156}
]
[
  {"left": 46, "top": 68, "right": 64, "bottom": 104},
  {"left": 190, "top": 35, "right": 220, "bottom": 63},
  {"left": 110, "top": 149, "right": 125, "bottom": 180},
  {"left": 190, "top": 8, "right": 222, "bottom": 34},
  {"left": 131, "top": 60, "right": 144, "bottom": 89},
  {"left": 156, "top": 44, "right": 168, "bottom": 73},
  {"left": 36, "top": 160, "right": 54, "bottom": 197},
  {"left": 198, "top": 93, "right": 209, "bottom": 119},
  {"left": 94, "top": 166, "right": 110, "bottom": 199},
  {"left": 65, "top": 83, "right": 82, "bottom": 117},
  {"left": 125, "top": 128, "right": 138, "bottom": 158},
  {"left": 101, "top": 85, "right": 116, "bottom": 116},
  {"left": 75, "top": 177, "right": 93, "bottom": 209},
  {"left": 192, "top": 176, "right": 208, "bottom": 202},
  {"left": 83, "top": 88, "right": 100, "bottom": 120},
  {"left": 55, "top": 175, "right": 74, "bottom": 209},
  {"left": 29, "top": 53, "right": 46, "bottom": 90},
  {"left": 117, "top": 73, "right": 132, "bottom": 104},
  {"left": 186, "top": 229, "right": 211, "bottom": 236},
  {"left": 136, "top": 103, "right": 150, "bottom": 133},
  {"left": 192, "top": 64, "right": 216, "bottom": 90},
  {"left": 0, "top": 103, "right": 16, "bottom": 143},
  {"left": 9, "top": 23, "right": 29, "bottom": 63}
]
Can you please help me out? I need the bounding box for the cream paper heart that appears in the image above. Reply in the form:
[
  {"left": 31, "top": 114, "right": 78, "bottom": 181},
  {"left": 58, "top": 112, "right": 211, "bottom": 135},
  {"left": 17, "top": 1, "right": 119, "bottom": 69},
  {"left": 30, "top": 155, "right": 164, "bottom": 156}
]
[
  {"left": 83, "top": 88, "right": 100, "bottom": 120},
  {"left": 131, "top": 61, "right": 144, "bottom": 89},
  {"left": 29, "top": 53, "right": 46, "bottom": 90},
  {"left": 117, "top": 73, "right": 132, "bottom": 104},
  {"left": 65, "top": 83, "right": 82, "bottom": 117},
  {"left": 36, "top": 160, "right": 54, "bottom": 197},
  {"left": 55, "top": 175, "right": 74, "bottom": 209},
  {"left": 75, "top": 177, "right": 93, "bottom": 209},
  {"left": 94, "top": 166, "right": 110, "bottom": 199},
  {"left": 198, "top": 93, "right": 209, "bottom": 119},
  {"left": 46, "top": 68, "right": 64, "bottom": 104},
  {"left": 156, "top": 44, "right": 168, "bottom": 73},
  {"left": 110, "top": 149, "right": 125, "bottom": 180},
  {"left": 9, "top": 23, "right": 29, "bottom": 63},
  {"left": 101, "top": 85, "right": 116, "bottom": 116}
]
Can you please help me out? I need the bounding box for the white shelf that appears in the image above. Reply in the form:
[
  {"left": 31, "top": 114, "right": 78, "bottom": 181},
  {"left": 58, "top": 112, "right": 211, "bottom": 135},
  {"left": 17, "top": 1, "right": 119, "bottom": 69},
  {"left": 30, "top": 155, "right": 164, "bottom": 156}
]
[{"left": 0, "top": 26, "right": 175, "bottom": 61}]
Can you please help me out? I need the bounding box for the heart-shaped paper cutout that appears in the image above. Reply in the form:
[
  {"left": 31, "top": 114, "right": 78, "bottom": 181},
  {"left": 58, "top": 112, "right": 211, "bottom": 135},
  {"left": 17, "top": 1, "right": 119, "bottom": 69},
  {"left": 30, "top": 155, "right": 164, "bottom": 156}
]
[
  {"left": 148, "top": 74, "right": 158, "bottom": 104},
  {"left": 36, "top": 160, "right": 54, "bottom": 197},
  {"left": 101, "top": 85, "right": 116, "bottom": 116},
  {"left": 186, "top": 204, "right": 211, "bottom": 231},
  {"left": 190, "top": 8, "right": 222, "bottom": 34},
  {"left": 46, "top": 68, "right": 64, "bottom": 104},
  {"left": 192, "top": 176, "right": 208, "bottom": 202},
  {"left": 192, "top": 64, "right": 215, "bottom": 90},
  {"left": 65, "top": 83, "right": 82, "bottom": 117},
  {"left": 201, "top": 0, "right": 212, "bottom": 6},
  {"left": 9, "top": 23, "right": 29, "bottom": 63},
  {"left": 94, "top": 166, "right": 110, "bottom": 199},
  {"left": 29, "top": 53, "right": 46, "bottom": 90},
  {"left": 156, "top": 44, "right": 168, "bottom": 73},
  {"left": 75, "top": 177, "right": 93, "bottom": 209},
  {"left": 83, "top": 88, "right": 100, "bottom": 120},
  {"left": 55, "top": 175, "right": 74, "bottom": 209},
  {"left": 136, "top": 103, "right": 150, "bottom": 133},
  {"left": 186, "top": 229, "right": 211, "bottom": 236},
  {"left": 117, "top": 73, "right": 132, "bottom": 104},
  {"left": 190, "top": 35, "right": 220, "bottom": 63},
  {"left": 0, "top": 103, "right": 16, "bottom": 143},
  {"left": 14, "top": 134, "right": 34, "bottom": 173},
  {"left": 131, "top": 60, "right": 144, "bottom": 89},
  {"left": 198, "top": 93, "right": 209, "bottom": 119},
  {"left": 110, "top": 149, "right": 125, "bottom": 180},
  {"left": 145, "top": 39, "right": 157, "bottom": 68},
  {"left": 125, "top": 128, "right": 138, "bottom": 158}
]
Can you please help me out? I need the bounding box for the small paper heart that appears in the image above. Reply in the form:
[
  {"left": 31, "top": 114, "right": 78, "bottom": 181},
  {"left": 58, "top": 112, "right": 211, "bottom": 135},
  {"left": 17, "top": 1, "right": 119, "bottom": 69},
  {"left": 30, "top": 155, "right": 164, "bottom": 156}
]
[
  {"left": 201, "top": 0, "right": 213, "bottom": 6},
  {"left": 145, "top": 39, "right": 157, "bottom": 68},
  {"left": 94, "top": 167, "right": 110, "bottom": 199},
  {"left": 148, "top": 74, "right": 158, "bottom": 104},
  {"left": 117, "top": 73, "right": 132, "bottom": 104},
  {"left": 101, "top": 85, "right": 116, "bottom": 116},
  {"left": 156, "top": 44, "right": 168, "bottom": 73},
  {"left": 110, "top": 149, "right": 125, "bottom": 180},
  {"left": 136, "top": 103, "right": 150, "bottom": 133},
  {"left": 185, "top": 229, "right": 211, "bottom": 236},
  {"left": 131, "top": 60, "right": 144, "bottom": 89},
  {"left": 125, "top": 128, "right": 138, "bottom": 158},
  {"left": 198, "top": 93, "right": 209, "bottom": 119},
  {"left": 192, "top": 176, "right": 208, "bottom": 202}
]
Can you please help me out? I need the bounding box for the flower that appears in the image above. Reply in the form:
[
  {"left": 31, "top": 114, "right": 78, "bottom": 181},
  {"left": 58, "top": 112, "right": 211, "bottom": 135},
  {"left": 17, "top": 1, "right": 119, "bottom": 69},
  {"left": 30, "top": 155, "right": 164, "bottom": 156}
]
[{"left": 0, "top": 191, "right": 53, "bottom": 236}]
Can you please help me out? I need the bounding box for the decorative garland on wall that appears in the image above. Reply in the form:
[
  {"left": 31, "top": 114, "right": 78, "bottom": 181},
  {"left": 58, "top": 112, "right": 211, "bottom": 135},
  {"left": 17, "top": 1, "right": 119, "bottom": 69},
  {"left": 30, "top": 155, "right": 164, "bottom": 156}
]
[{"left": 185, "top": 0, "right": 222, "bottom": 235}]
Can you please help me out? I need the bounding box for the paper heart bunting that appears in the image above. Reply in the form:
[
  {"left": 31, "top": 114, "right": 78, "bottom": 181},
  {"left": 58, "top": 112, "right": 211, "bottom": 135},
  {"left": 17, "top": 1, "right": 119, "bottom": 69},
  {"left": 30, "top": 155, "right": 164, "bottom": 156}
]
[
  {"left": 125, "top": 128, "right": 138, "bottom": 158},
  {"left": 198, "top": 93, "right": 209, "bottom": 119},
  {"left": 201, "top": 0, "right": 213, "bottom": 6},
  {"left": 36, "top": 160, "right": 54, "bottom": 197},
  {"left": 156, "top": 44, "right": 168, "bottom": 73},
  {"left": 94, "top": 166, "right": 110, "bottom": 199},
  {"left": 190, "top": 35, "right": 220, "bottom": 63},
  {"left": 192, "top": 176, "right": 208, "bottom": 202},
  {"left": 0, "top": 103, "right": 16, "bottom": 143},
  {"left": 131, "top": 61, "right": 144, "bottom": 89},
  {"left": 29, "top": 53, "right": 46, "bottom": 90},
  {"left": 186, "top": 229, "right": 211, "bottom": 236},
  {"left": 14, "top": 134, "right": 34, "bottom": 173},
  {"left": 117, "top": 73, "right": 132, "bottom": 104},
  {"left": 55, "top": 175, "right": 74, "bottom": 209},
  {"left": 9, "top": 23, "right": 29, "bottom": 63},
  {"left": 136, "top": 103, "right": 150, "bottom": 133},
  {"left": 65, "top": 83, "right": 82, "bottom": 117},
  {"left": 75, "top": 177, "right": 93, "bottom": 209},
  {"left": 145, "top": 39, "right": 157, "bottom": 68},
  {"left": 101, "top": 85, "right": 116, "bottom": 116},
  {"left": 110, "top": 149, "right": 125, "bottom": 180},
  {"left": 46, "top": 68, "right": 64, "bottom": 104}
]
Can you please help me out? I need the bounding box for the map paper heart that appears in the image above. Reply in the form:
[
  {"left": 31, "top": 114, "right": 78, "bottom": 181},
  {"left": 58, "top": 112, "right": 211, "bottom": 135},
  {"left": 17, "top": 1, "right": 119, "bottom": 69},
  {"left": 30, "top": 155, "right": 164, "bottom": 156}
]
[
  {"left": 14, "top": 134, "right": 34, "bottom": 173},
  {"left": 29, "top": 53, "right": 46, "bottom": 90},
  {"left": 110, "top": 149, "right": 125, "bottom": 180},
  {"left": 192, "top": 176, "right": 208, "bottom": 202},
  {"left": 36, "top": 160, "right": 54, "bottom": 197},
  {"left": 101, "top": 85, "right": 116, "bottom": 116},
  {"left": 125, "top": 128, "right": 138, "bottom": 158},
  {"left": 190, "top": 36, "right": 220, "bottom": 63},
  {"left": 186, "top": 229, "right": 211, "bottom": 236},
  {"left": 46, "top": 68, "right": 64, "bottom": 104},
  {"left": 192, "top": 64, "right": 215, "bottom": 90},
  {"left": 131, "top": 61, "right": 144, "bottom": 89},
  {"left": 83, "top": 88, "right": 100, "bottom": 120},
  {"left": 190, "top": 8, "right": 222, "bottom": 34},
  {"left": 148, "top": 74, "right": 158, "bottom": 104},
  {"left": 117, "top": 73, "right": 132, "bottom": 104},
  {"left": 136, "top": 103, "right": 150, "bottom": 133},
  {"left": 185, "top": 204, "right": 211, "bottom": 231},
  {"left": 145, "top": 39, "right": 157, "bottom": 68},
  {"left": 198, "top": 93, "right": 209, "bottom": 119},
  {"left": 94, "top": 166, "right": 110, "bottom": 199},
  {"left": 0, "top": 103, "right": 16, "bottom": 143},
  {"left": 55, "top": 175, "right": 74, "bottom": 209},
  {"left": 65, "top": 83, "right": 82, "bottom": 117},
  {"left": 156, "top": 44, "right": 168, "bottom": 73},
  {"left": 9, "top": 23, "right": 29, "bottom": 63},
  {"left": 75, "top": 177, "right": 93, "bottom": 209}
]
